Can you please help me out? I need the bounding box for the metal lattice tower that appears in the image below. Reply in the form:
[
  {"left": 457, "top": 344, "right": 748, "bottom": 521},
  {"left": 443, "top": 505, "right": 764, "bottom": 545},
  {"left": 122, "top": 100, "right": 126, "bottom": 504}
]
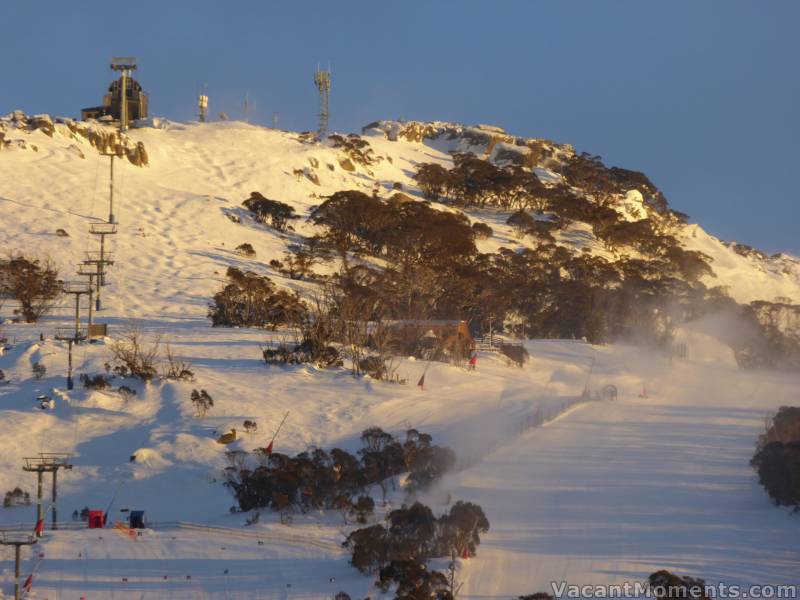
[
  {"left": 314, "top": 64, "right": 331, "bottom": 135},
  {"left": 110, "top": 57, "right": 137, "bottom": 132}
]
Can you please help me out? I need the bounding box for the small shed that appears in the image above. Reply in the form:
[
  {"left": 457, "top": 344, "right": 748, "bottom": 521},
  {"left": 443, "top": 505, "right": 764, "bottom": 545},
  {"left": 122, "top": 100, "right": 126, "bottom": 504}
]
[
  {"left": 129, "top": 510, "right": 145, "bottom": 529},
  {"left": 88, "top": 510, "right": 106, "bottom": 529}
]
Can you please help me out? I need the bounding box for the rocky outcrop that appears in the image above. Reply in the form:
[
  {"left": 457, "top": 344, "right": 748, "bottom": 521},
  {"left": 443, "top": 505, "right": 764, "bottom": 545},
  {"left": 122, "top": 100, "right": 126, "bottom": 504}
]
[
  {"left": 0, "top": 112, "right": 148, "bottom": 166},
  {"left": 363, "top": 119, "right": 570, "bottom": 171}
]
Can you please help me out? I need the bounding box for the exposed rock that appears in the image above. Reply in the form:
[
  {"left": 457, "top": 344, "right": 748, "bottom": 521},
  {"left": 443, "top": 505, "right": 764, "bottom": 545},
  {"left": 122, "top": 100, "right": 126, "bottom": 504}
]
[
  {"left": 29, "top": 114, "right": 55, "bottom": 137},
  {"left": 0, "top": 112, "right": 148, "bottom": 167},
  {"left": 363, "top": 119, "right": 569, "bottom": 170},
  {"left": 338, "top": 157, "right": 355, "bottom": 171}
]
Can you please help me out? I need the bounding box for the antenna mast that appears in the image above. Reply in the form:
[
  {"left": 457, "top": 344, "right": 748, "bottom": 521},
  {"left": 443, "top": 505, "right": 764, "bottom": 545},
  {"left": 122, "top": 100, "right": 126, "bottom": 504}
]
[{"left": 314, "top": 63, "right": 331, "bottom": 136}]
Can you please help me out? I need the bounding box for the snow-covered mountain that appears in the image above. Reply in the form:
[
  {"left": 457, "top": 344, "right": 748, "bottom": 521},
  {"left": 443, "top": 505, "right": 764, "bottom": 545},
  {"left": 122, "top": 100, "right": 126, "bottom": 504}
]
[
  {"left": 1, "top": 111, "right": 798, "bottom": 597},
  {"left": 3, "top": 111, "right": 798, "bottom": 315}
]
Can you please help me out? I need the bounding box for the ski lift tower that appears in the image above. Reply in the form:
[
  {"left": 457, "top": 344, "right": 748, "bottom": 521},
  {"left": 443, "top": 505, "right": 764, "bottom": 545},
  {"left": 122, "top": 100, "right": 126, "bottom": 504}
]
[
  {"left": 62, "top": 281, "right": 91, "bottom": 342},
  {"left": 83, "top": 250, "right": 114, "bottom": 312},
  {"left": 314, "top": 64, "right": 331, "bottom": 136},
  {"left": 22, "top": 453, "right": 73, "bottom": 536},
  {"left": 110, "top": 57, "right": 137, "bottom": 132},
  {"left": 76, "top": 263, "right": 98, "bottom": 327},
  {"left": 0, "top": 532, "right": 36, "bottom": 600},
  {"left": 89, "top": 221, "right": 117, "bottom": 285}
]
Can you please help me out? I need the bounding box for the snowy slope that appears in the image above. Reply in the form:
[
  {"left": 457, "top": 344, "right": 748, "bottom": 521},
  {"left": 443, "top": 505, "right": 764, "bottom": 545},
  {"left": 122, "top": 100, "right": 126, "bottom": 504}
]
[{"left": 1, "top": 114, "right": 799, "bottom": 597}]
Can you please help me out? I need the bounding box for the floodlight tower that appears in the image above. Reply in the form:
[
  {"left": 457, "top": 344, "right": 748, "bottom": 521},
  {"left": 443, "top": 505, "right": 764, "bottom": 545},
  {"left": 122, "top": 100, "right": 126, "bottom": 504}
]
[
  {"left": 198, "top": 93, "right": 209, "bottom": 122},
  {"left": 314, "top": 64, "right": 331, "bottom": 135},
  {"left": 110, "top": 57, "right": 138, "bottom": 132}
]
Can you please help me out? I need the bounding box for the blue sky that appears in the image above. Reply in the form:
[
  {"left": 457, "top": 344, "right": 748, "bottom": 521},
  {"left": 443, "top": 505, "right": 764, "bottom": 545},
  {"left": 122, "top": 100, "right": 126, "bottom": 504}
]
[{"left": 2, "top": 1, "right": 798, "bottom": 254}]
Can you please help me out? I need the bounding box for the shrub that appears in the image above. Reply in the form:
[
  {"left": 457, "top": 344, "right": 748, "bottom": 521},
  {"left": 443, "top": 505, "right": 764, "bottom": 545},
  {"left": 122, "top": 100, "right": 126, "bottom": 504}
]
[
  {"left": 0, "top": 254, "right": 61, "bottom": 322},
  {"left": 32, "top": 362, "right": 46, "bottom": 379},
  {"left": 117, "top": 385, "right": 136, "bottom": 401},
  {"left": 242, "top": 192, "right": 297, "bottom": 232},
  {"left": 351, "top": 495, "right": 374, "bottom": 524},
  {"left": 191, "top": 389, "right": 214, "bottom": 417},
  {"left": 499, "top": 343, "right": 529, "bottom": 367},
  {"left": 471, "top": 222, "right": 493, "bottom": 239},
  {"left": 377, "top": 560, "right": 451, "bottom": 598},
  {"left": 80, "top": 373, "right": 110, "bottom": 389},
  {"left": 751, "top": 406, "right": 800, "bottom": 508},
  {"left": 343, "top": 524, "right": 388, "bottom": 574},
  {"left": 262, "top": 338, "right": 342, "bottom": 368},
  {"left": 3, "top": 487, "right": 31, "bottom": 508},
  {"left": 436, "top": 501, "right": 489, "bottom": 558},
  {"left": 162, "top": 345, "right": 194, "bottom": 381},
  {"left": 328, "top": 134, "right": 376, "bottom": 166},
  {"left": 358, "top": 355, "right": 387, "bottom": 380},
  {"left": 648, "top": 570, "right": 709, "bottom": 600},
  {"left": 243, "top": 420, "right": 258, "bottom": 433},
  {"left": 345, "top": 499, "right": 489, "bottom": 585},
  {"left": 111, "top": 325, "right": 160, "bottom": 381},
  {"left": 224, "top": 428, "right": 455, "bottom": 514},
  {"left": 234, "top": 243, "right": 256, "bottom": 257},
  {"left": 209, "top": 267, "right": 307, "bottom": 329}
]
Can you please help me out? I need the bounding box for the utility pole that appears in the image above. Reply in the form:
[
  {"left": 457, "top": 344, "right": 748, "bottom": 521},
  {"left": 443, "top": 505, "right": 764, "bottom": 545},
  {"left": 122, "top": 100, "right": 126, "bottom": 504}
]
[
  {"left": 0, "top": 533, "right": 36, "bottom": 600},
  {"left": 22, "top": 454, "right": 73, "bottom": 535}
]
